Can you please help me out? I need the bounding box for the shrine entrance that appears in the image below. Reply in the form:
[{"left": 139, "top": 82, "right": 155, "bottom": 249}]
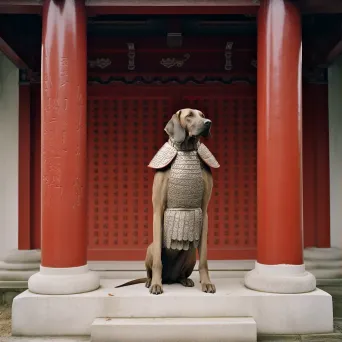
[
  {"left": 87, "top": 84, "right": 257, "bottom": 260},
  {"left": 27, "top": 14, "right": 330, "bottom": 263}
]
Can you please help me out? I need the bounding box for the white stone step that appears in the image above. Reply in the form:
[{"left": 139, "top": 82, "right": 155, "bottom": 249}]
[
  {"left": 91, "top": 317, "right": 257, "bottom": 342},
  {"left": 12, "top": 278, "right": 334, "bottom": 336}
]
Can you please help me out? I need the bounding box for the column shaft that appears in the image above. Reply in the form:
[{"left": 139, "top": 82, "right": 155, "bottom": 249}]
[
  {"left": 257, "top": 0, "right": 303, "bottom": 265},
  {"left": 41, "top": 0, "right": 87, "bottom": 268}
]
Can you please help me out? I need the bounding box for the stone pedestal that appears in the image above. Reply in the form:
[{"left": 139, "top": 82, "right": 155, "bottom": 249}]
[
  {"left": 305, "top": 247, "right": 342, "bottom": 318},
  {"left": 0, "top": 249, "right": 40, "bottom": 285},
  {"left": 0, "top": 249, "right": 40, "bottom": 304},
  {"left": 304, "top": 247, "right": 342, "bottom": 280}
]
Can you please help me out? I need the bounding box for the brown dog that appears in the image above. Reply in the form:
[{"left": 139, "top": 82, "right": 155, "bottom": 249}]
[{"left": 116, "top": 108, "right": 219, "bottom": 295}]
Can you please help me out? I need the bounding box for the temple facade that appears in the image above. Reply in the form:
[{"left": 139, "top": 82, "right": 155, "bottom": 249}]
[{"left": 0, "top": 0, "right": 342, "bottom": 340}]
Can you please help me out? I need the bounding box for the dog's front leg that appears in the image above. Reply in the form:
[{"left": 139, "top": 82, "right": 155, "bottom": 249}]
[
  {"left": 150, "top": 170, "right": 169, "bottom": 295},
  {"left": 198, "top": 169, "right": 216, "bottom": 293}
]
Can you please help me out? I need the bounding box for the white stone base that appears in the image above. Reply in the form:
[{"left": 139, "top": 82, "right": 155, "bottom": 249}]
[
  {"left": 91, "top": 317, "right": 257, "bottom": 342},
  {"left": 304, "top": 247, "right": 342, "bottom": 279},
  {"left": 28, "top": 265, "right": 100, "bottom": 295},
  {"left": 244, "top": 262, "right": 316, "bottom": 293},
  {"left": 88, "top": 260, "right": 254, "bottom": 280},
  {"left": 0, "top": 249, "right": 40, "bottom": 283},
  {"left": 12, "top": 278, "right": 333, "bottom": 336},
  {"left": 4, "top": 249, "right": 41, "bottom": 264}
]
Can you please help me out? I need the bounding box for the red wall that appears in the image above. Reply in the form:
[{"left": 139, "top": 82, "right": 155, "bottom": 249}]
[{"left": 25, "top": 82, "right": 330, "bottom": 257}]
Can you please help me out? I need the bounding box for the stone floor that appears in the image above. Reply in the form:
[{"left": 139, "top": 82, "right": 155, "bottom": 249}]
[
  {"left": 1, "top": 303, "right": 342, "bottom": 342},
  {"left": 0, "top": 305, "right": 10, "bottom": 338},
  {"left": 257, "top": 318, "right": 342, "bottom": 341},
  {"left": 1, "top": 330, "right": 342, "bottom": 342}
]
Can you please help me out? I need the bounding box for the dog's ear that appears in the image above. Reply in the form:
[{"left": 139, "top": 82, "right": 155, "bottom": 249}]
[{"left": 164, "top": 110, "right": 186, "bottom": 143}]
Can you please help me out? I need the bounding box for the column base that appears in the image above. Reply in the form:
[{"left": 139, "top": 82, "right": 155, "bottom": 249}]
[
  {"left": 28, "top": 264, "right": 100, "bottom": 295},
  {"left": 304, "top": 247, "right": 342, "bottom": 279},
  {"left": 0, "top": 249, "right": 40, "bottom": 283},
  {"left": 244, "top": 262, "right": 316, "bottom": 294}
]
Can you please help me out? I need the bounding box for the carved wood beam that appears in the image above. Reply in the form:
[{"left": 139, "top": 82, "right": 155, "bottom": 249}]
[
  {"left": 299, "top": 0, "right": 342, "bottom": 14},
  {"left": 326, "top": 38, "right": 342, "bottom": 66},
  {"left": 0, "top": 0, "right": 260, "bottom": 15},
  {"left": 1, "top": 0, "right": 342, "bottom": 15},
  {"left": 0, "top": 36, "right": 29, "bottom": 69},
  {"left": 0, "top": 14, "right": 40, "bottom": 71},
  {"left": 86, "top": 0, "right": 260, "bottom": 15},
  {"left": 0, "top": 0, "right": 42, "bottom": 14}
]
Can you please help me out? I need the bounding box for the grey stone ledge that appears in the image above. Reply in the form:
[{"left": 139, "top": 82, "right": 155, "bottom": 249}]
[{"left": 4, "top": 250, "right": 41, "bottom": 264}]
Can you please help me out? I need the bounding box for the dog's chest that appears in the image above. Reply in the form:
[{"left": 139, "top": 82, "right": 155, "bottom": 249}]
[{"left": 167, "top": 151, "right": 204, "bottom": 209}]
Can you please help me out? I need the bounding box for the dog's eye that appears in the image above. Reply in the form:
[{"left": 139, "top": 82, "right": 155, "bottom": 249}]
[{"left": 187, "top": 112, "right": 194, "bottom": 118}]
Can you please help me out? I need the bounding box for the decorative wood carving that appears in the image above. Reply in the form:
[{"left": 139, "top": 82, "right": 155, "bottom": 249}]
[
  {"left": 160, "top": 53, "right": 190, "bottom": 68},
  {"left": 88, "top": 75, "right": 256, "bottom": 85},
  {"left": 127, "top": 43, "right": 136, "bottom": 70},
  {"left": 224, "top": 41, "right": 234, "bottom": 71},
  {"left": 88, "top": 58, "right": 111, "bottom": 69}
]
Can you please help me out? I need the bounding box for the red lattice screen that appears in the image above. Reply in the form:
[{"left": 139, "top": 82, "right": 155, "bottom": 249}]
[
  {"left": 87, "top": 89, "right": 175, "bottom": 260},
  {"left": 87, "top": 85, "right": 257, "bottom": 260},
  {"left": 182, "top": 88, "right": 257, "bottom": 259}
]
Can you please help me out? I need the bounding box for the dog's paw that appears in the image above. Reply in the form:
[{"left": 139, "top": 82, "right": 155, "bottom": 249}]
[
  {"left": 150, "top": 283, "right": 163, "bottom": 295},
  {"left": 179, "top": 278, "right": 195, "bottom": 287},
  {"left": 145, "top": 278, "right": 152, "bottom": 288},
  {"left": 201, "top": 282, "right": 216, "bottom": 294}
]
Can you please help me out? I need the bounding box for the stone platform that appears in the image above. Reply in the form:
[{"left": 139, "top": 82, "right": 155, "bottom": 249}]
[{"left": 11, "top": 278, "right": 333, "bottom": 340}]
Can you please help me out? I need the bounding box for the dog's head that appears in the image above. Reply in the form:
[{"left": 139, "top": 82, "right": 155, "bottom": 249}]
[{"left": 164, "top": 108, "right": 212, "bottom": 143}]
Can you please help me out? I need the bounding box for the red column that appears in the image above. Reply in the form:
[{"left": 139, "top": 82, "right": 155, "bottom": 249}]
[
  {"left": 18, "top": 85, "right": 31, "bottom": 250},
  {"left": 257, "top": 0, "right": 303, "bottom": 265},
  {"left": 41, "top": 0, "right": 87, "bottom": 268}
]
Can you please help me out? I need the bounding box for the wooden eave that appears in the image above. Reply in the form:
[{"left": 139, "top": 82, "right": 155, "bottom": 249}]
[{"left": 1, "top": 0, "right": 342, "bottom": 16}]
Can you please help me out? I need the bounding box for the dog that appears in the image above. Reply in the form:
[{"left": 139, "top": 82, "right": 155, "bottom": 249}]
[{"left": 116, "top": 108, "right": 220, "bottom": 295}]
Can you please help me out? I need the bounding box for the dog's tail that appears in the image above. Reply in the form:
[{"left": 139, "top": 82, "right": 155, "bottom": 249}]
[{"left": 115, "top": 278, "right": 147, "bottom": 288}]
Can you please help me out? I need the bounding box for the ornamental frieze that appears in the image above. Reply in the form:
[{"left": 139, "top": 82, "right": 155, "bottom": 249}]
[{"left": 160, "top": 54, "right": 190, "bottom": 68}]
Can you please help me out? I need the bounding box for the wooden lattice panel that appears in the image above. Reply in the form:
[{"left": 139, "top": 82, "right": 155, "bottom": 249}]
[
  {"left": 182, "top": 91, "right": 257, "bottom": 259},
  {"left": 87, "top": 86, "right": 257, "bottom": 260},
  {"left": 87, "top": 94, "right": 173, "bottom": 260}
]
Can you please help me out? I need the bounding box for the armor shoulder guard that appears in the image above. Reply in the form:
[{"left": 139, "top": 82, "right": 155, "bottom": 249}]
[
  {"left": 197, "top": 143, "right": 220, "bottom": 169},
  {"left": 148, "top": 142, "right": 177, "bottom": 169}
]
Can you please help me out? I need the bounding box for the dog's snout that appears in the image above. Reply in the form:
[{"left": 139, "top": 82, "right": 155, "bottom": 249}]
[{"left": 204, "top": 119, "right": 212, "bottom": 127}]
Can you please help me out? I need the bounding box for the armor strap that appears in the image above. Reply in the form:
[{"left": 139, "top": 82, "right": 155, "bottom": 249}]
[
  {"left": 148, "top": 142, "right": 177, "bottom": 169},
  {"left": 197, "top": 143, "right": 220, "bottom": 168}
]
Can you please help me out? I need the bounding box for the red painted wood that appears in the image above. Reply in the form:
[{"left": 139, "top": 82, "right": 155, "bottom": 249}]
[
  {"left": 302, "top": 84, "right": 331, "bottom": 248},
  {"left": 31, "top": 80, "right": 331, "bottom": 261},
  {"left": 0, "top": 37, "right": 28, "bottom": 69},
  {"left": 30, "top": 85, "right": 41, "bottom": 250},
  {"left": 257, "top": 0, "right": 303, "bottom": 265},
  {"left": 182, "top": 89, "right": 257, "bottom": 257},
  {"left": 314, "top": 84, "right": 330, "bottom": 247},
  {"left": 87, "top": 88, "right": 175, "bottom": 260},
  {"left": 88, "top": 37, "right": 256, "bottom": 53},
  {"left": 303, "top": 84, "right": 316, "bottom": 248},
  {"left": 41, "top": 0, "right": 87, "bottom": 268},
  {"left": 18, "top": 85, "right": 31, "bottom": 250},
  {"left": 0, "top": 0, "right": 258, "bottom": 15},
  {"left": 86, "top": 2, "right": 259, "bottom": 16},
  {"left": 0, "top": 4, "right": 41, "bottom": 14},
  {"left": 87, "top": 36, "right": 256, "bottom": 77},
  {"left": 87, "top": 84, "right": 257, "bottom": 260}
]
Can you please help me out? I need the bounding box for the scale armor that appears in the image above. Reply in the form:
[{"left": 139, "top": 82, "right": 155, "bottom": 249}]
[{"left": 148, "top": 138, "right": 219, "bottom": 251}]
